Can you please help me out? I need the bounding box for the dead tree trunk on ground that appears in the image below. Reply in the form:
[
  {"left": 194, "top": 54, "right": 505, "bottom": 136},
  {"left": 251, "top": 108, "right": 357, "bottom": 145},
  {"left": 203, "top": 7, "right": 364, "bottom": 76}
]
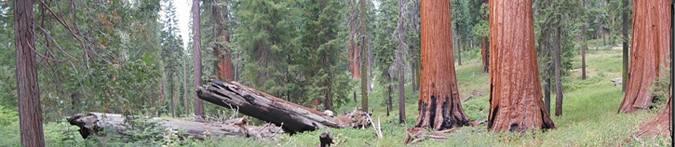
[
  {"left": 196, "top": 80, "right": 371, "bottom": 134},
  {"left": 68, "top": 112, "right": 283, "bottom": 140}
]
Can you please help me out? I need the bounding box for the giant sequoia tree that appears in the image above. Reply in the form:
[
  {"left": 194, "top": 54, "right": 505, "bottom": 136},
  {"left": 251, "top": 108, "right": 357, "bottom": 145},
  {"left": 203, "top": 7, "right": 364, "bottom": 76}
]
[
  {"left": 488, "top": 0, "right": 555, "bottom": 132},
  {"left": 414, "top": 0, "right": 470, "bottom": 130},
  {"left": 618, "top": 0, "right": 671, "bottom": 113}
]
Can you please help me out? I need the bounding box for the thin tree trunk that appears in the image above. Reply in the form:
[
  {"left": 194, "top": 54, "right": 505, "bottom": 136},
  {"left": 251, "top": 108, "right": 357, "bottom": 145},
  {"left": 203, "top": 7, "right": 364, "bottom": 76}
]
[
  {"left": 360, "top": 0, "right": 369, "bottom": 112},
  {"left": 170, "top": 73, "right": 176, "bottom": 118},
  {"left": 554, "top": 6, "right": 564, "bottom": 116},
  {"left": 488, "top": 0, "right": 555, "bottom": 132},
  {"left": 183, "top": 56, "right": 190, "bottom": 115},
  {"left": 398, "top": 56, "right": 405, "bottom": 123},
  {"left": 618, "top": 0, "right": 671, "bottom": 113},
  {"left": 457, "top": 41, "right": 463, "bottom": 65},
  {"left": 621, "top": 0, "right": 630, "bottom": 92},
  {"left": 545, "top": 71, "right": 551, "bottom": 114},
  {"left": 387, "top": 74, "right": 394, "bottom": 116},
  {"left": 481, "top": 38, "right": 489, "bottom": 73},
  {"left": 414, "top": 0, "right": 470, "bottom": 130},
  {"left": 581, "top": 0, "right": 587, "bottom": 80},
  {"left": 159, "top": 76, "right": 165, "bottom": 117},
  {"left": 15, "top": 0, "right": 45, "bottom": 146},
  {"left": 554, "top": 24, "right": 563, "bottom": 116},
  {"left": 397, "top": 0, "right": 408, "bottom": 124},
  {"left": 387, "top": 77, "right": 392, "bottom": 116},
  {"left": 193, "top": 0, "right": 204, "bottom": 118}
]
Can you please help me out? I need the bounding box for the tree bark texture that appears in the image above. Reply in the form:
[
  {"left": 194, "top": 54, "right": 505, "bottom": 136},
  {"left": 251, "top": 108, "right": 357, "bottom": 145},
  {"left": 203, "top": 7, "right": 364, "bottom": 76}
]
[
  {"left": 15, "top": 0, "right": 46, "bottom": 146},
  {"left": 67, "top": 113, "right": 283, "bottom": 140},
  {"left": 554, "top": 16, "right": 564, "bottom": 116},
  {"left": 488, "top": 0, "right": 555, "bottom": 132},
  {"left": 213, "top": 0, "right": 234, "bottom": 81},
  {"left": 415, "top": 0, "right": 471, "bottom": 130},
  {"left": 196, "top": 80, "right": 371, "bottom": 134},
  {"left": 193, "top": 0, "right": 204, "bottom": 117},
  {"left": 618, "top": 0, "right": 671, "bottom": 113},
  {"left": 349, "top": 0, "right": 361, "bottom": 79},
  {"left": 637, "top": 90, "right": 671, "bottom": 137}
]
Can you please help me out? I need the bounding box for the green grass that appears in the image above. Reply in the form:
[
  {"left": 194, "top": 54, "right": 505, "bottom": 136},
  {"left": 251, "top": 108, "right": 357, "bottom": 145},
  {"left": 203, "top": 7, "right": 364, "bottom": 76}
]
[{"left": 0, "top": 48, "right": 670, "bottom": 146}]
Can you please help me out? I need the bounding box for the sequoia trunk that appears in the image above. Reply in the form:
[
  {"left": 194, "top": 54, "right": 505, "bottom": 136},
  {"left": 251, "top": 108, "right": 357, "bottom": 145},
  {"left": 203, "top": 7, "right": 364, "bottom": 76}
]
[
  {"left": 487, "top": 0, "right": 555, "bottom": 132},
  {"left": 618, "top": 0, "right": 671, "bottom": 113},
  {"left": 414, "top": 0, "right": 471, "bottom": 130}
]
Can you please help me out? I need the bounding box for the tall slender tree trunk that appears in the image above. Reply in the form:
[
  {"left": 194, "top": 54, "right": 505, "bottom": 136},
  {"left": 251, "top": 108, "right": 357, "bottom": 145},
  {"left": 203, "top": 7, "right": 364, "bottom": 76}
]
[
  {"left": 481, "top": 38, "right": 489, "bottom": 73},
  {"left": 554, "top": 25, "right": 563, "bottom": 116},
  {"left": 581, "top": 0, "right": 587, "bottom": 80},
  {"left": 554, "top": 6, "right": 564, "bottom": 116},
  {"left": 15, "top": 0, "right": 45, "bottom": 146},
  {"left": 621, "top": 0, "right": 630, "bottom": 92},
  {"left": 488, "top": 0, "right": 555, "bottom": 132},
  {"left": 387, "top": 77, "right": 393, "bottom": 116},
  {"left": 457, "top": 41, "right": 463, "bottom": 65},
  {"left": 545, "top": 70, "right": 552, "bottom": 114},
  {"left": 481, "top": 0, "right": 490, "bottom": 73},
  {"left": 398, "top": 50, "right": 406, "bottom": 123},
  {"left": 414, "top": 0, "right": 470, "bottom": 130},
  {"left": 170, "top": 73, "right": 176, "bottom": 117},
  {"left": 192, "top": 0, "right": 204, "bottom": 118},
  {"left": 183, "top": 56, "right": 190, "bottom": 115},
  {"left": 397, "top": 0, "right": 408, "bottom": 124},
  {"left": 618, "top": 0, "right": 671, "bottom": 113},
  {"left": 360, "top": 0, "right": 369, "bottom": 112}
]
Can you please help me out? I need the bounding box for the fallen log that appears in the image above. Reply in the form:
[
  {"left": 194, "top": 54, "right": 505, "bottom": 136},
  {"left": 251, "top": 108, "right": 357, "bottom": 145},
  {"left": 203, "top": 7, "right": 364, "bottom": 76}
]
[
  {"left": 67, "top": 112, "right": 283, "bottom": 140},
  {"left": 196, "top": 79, "right": 371, "bottom": 133}
]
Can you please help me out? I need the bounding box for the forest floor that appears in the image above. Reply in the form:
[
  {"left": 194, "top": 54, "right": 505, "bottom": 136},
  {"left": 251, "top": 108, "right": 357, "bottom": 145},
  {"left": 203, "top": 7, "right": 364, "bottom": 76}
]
[{"left": 0, "top": 48, "right": 671, "bottom": 146}]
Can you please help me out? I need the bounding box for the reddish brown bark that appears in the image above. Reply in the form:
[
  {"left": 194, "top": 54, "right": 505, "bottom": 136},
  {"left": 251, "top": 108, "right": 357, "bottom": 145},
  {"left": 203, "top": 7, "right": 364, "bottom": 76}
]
[
  {"left": 213, "top": 2, "right": 233, "bottom": 81},
  {"left": 487, "top": 0, "right": 555, "bottom": 132},
  {"left": 348, "top": 0, "right": 361, "bottom": 79},
  {"left": 15, "top": 0, "right": 46, "bottom": 146},
  {"left": 414, "top": 0, "right": 470, "bottom": 130},
  {"left": 637, "top": 90, "right": 671, "bottom": 138},
  {"left": 618, "top": 0, "right": 671, "bottom": 113}
]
